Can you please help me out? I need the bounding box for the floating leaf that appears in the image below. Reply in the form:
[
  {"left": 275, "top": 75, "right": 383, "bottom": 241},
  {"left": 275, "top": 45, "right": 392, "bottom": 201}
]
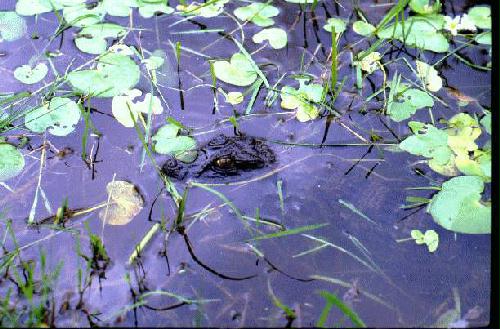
[
  {"left": 138, "top": 2, "right": 174, "bottom": 18},
  {"left": 233, "top": 3, "right": 279, "bottom": 27},
  {"left": 280, "top": 78, "right": 323, "bottom": 122},
  {"left": 252, "top": 28, "right": 287, "bottom": 49},
  {"left": 99, "top": 180, "right": 144, "bottom": 226},
  {"left": 63, "top": 3, "right": 106, "bottom": 27},
  {"left": 225, "top": 92, "right": 244, "bottom": 105},
  {"left": 428, "top": 153, "right": 459, "bottom": 177},
  {"left": 387, "top": 102, "right": 416, "bottom": 122},
  {"left": 152, "top": 124, "right": 197, "bottom": 163},
  {"left": 474, "top": 32, "right": 491, "bottom": 45},
  {"left": 409, "top": 0, "right": 441, "bottom": 15},
  {"left": 416, "top": 60, "right": 442, "bottom": 92},
  {"left": 0, "top": 11, "right": 27, "bottom": 42},
  {"left": 455, "top": 152, "right": 490, "bottom": 182},
  {"left": 377, "top": 15, "right": 448, "bottom": 53},
  {"left": 15, "top": 0, "right": 63, "bottom": 16},
  {"left": 14, "top": 63, "right": 48, "bottom": 84},
  {"left": 427, "top": 176, "right": 491, "bottom": 234},
  {"left": 212, "top": 53, "right": 257, "bottom": 87},
  {"left": 112, "top": 89, "right": 164, "bottom": 127},
  {"left": 67, "top": 52, "right": 140, "bottom": 97},
  {"left": 467, "top": 6, "right": 491, "bottom": 29},
  {"left": 411, "top": 229, "right": 439, "bottom": 252},
  {"left": 176, "top": 0, "right": 228, "bottom": 17},
  {"left": 323, "top": 17, "right": 347, "bottom": 34},
  {"left": 446, "top": 113, "right": 481, "bottom": 156},
  {"left": 142, "top": 54, "right": 164, "bottom": 71},
  {"left": 0, "top": 144, "right": 25, "bottom": 182},
  {"left": 388, "top": 86, "right": 434, "bottom": 122},
  {"left": 356, "top": 51, "right": 381, "bottom": 74},
  {"left": 102, "top": 0, "right": 139, "bottom": 17},
  {"left": 24, "top": 97, "right": 81, "bottom": 136},
  {"left": 408, "top": 121, "right": 426, "bottom": 134},
  {"left": 399, "top": 125, "right": 451, "bottom": 165},
  {"left": 403, "top": 89, "right": 434, "bottom": 108},
  {"left": 75, "top": 23, "right": 127, "bottom": 54},
  {"left": 352, "top": 21, "right": 375, "bottom": 36}
]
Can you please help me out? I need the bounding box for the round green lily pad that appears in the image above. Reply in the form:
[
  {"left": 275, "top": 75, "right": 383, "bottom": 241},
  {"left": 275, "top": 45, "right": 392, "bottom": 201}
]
[
  {"left": 25, "top": 97, "right": 81, "bottom": 136},
  {"left": 0, "top": 143, "right": 25, "bottom": 182},
  {"left": 67, "top": 53, "right": 140, "bottom": 97},
  {"left": 0, "top": 11, "right": 27, "bottom": 42},
  {"left": 252, "top": 28, "right": 288, "bottom": 49},
  {"left": 14, "top": 63, "right": 48, "bottom": 84},
  {"left": 213, "top": 53, "right": 258, "bottom": 87}
]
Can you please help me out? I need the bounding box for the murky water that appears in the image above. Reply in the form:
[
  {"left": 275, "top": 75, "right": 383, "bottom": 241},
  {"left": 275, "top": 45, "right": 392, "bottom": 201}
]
[{"left": 0, "top": 0, "right": 491, "bottom": 327}]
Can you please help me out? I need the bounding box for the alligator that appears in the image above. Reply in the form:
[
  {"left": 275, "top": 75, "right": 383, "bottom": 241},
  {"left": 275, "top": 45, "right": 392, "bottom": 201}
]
[{"left": 161, "top": 134, "right": 276, "bottom": 180}]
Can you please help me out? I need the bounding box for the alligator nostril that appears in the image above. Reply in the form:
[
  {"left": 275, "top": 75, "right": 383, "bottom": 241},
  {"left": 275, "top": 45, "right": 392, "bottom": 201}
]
[{"left": 161, "top": 158, "right": 187, "bottom": 180}]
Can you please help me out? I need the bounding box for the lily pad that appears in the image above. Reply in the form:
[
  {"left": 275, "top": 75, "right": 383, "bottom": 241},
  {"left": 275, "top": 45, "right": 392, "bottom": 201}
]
[
  {"left": 176, "top": 0, "right": 228, "bottom": 17},
  {"left": 409, "top": 0, "right": 441, "bottom": 15},
  {"left": 280, "top": 78, "right": 323, "bottom": 122},
  {"left": 356, "top": 51, "right": 381, "bottom": 74},
  {"left": 0, "top": 11, "right": 27, "bottom": 42},
  {"left": 152, "top": 124, "right": 197, "bottom": 163},
  {"left": 138, "top": 1, "right": 174, "bottom": 18},
  {"left": 474, "top": 32, "right": 491, "bottom": 45},
  {"left": 63, "top": 3, "right": 106, "bottom": 27},
  {"left": 15, "top": 0, "right": 63, "bottom": 16},
  {"left": 377, "top": 15, "right": 448, "bottom": 53},
  {"left": 399, "top": 124, "right": 452, "bottom": 165},
  {"left": 102, "top": 0, "right": 139, "bottom": 16},
  {"left": 24, "top": 97, "right": 81, "bottom": 136},
  {"left": 388, "top": 86, "right": 434, "bottom": 122},
  {"left": 0, "top": 144, "right": 25, "bottom": 182},
  {"left": 411, "top": 229, "right": 439, "bottom": 252},
  {"left": 234, "top": 3, "right": 279, "bottom": 27},
  {"left": 225, "top": 92, "right": 244, "bottom": 105},
  {"left": 112, "top": 89, "right": 164, "bottom": 128},
  {"left": 67, "top": 52, "right": 140, "bottom": 97},
  {"left": 14, "top": 63, "right": 48, "bottom": 84},
  {"left": 323, "top": 17, "right": 347, "bottom": 34},
  {"left": 99, "top": 180, "right": 144, "bottom": 226},
  {"left": 352, "top": 21, "right": 375, "bottom": 36},
  {"left": 455, "top": 151, "right": 490, "bottom": 182},
  {"left": 212, "top": 53, "right": 257, "bottom": 87},
  {"left": 467, "top": 6, "right": 491, "bottom": 29},
  {"left": 75, "top": 23, "right": 127, "bottom": 54},
  {"left": 416, "top": 60, "right": 442, "bottom": 92},
  {"left": 427, "top": 176, "right": 491, "bottom": 234},
  {"left": 252, "top": 28, "right": 288, "bottom": 49},
  {"left": 446, "top": 113, "right": 481, "bottom": 156}
]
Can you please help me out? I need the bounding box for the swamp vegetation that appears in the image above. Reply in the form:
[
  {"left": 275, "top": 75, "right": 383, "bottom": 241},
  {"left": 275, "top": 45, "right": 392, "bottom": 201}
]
[{"left": 0, "top": 0, "right": 493, "bottom": 327}]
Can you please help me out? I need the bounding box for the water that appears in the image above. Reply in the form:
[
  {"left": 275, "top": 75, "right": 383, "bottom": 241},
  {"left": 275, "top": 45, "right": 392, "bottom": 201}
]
[{"left": 0, "top": 0, "right": 491, "bottom": 327}]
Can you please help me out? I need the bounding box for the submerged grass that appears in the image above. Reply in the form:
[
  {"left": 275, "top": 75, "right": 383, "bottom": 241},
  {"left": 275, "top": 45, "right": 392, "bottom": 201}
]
[{"left": 317, "top": 290, "right": 366, "bottom": 328}]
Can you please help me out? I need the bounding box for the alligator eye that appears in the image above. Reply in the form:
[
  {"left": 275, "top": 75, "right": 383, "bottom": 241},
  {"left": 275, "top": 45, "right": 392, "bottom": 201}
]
[{"left": 214, "top": 156, "right": 234, "bottom": 169}]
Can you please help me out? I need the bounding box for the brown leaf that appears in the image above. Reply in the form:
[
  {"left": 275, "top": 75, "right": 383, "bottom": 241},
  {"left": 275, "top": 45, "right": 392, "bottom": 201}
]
[{"left": 99, "top": 180, "right": 144, "bottom": 225}]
